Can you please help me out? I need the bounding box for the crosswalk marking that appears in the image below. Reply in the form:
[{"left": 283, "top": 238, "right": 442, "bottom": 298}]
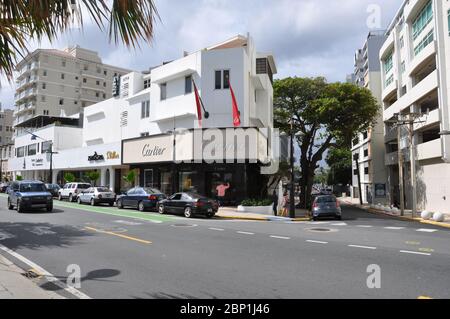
[
  {"left": 384, "top": 226, "right": 405, "bottom": 230},
  {"left": 356, "top": 225, "right": 373, "bottom": 228}
]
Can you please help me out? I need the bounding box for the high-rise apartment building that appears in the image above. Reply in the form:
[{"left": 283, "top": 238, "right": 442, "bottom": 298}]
[
  {"left": 381, "top": 0, "right": 450, "bottom": 214},
  {"left": 13, "top": 46, "right": 131, "bottom": 128},
  {"left": 350, "top": 31, "right": 388, "bottom": 204},
  {"left": 0, "top": 103, "right": 14, "bottom": 146}
]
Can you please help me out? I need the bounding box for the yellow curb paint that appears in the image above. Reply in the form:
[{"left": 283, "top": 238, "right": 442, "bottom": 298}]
[
  {"left": 417, "top": 296, "right": 432, "bottom": 299},
  {"left": 215, "top": 216, "right": 268, "bottom": 221},
  {"left": 85, "top": 227, "right": 152, "bottom": 244}
]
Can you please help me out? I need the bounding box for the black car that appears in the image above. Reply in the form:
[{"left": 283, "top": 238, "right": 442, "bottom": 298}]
[
  {"left": 7, "top": 180, "right": 53, "bottom": 213},
  {"left": 158, "top": 192, "right": 219, "bottom": 218},
  {"left": 45, "top": 183, "right": 61, "bottom": 197},
  {"left": 116, "top": 187, "right": 166, "bottom": 212},
  {"left": 0, "top": 182, "right": 10, "bottom": 193}
]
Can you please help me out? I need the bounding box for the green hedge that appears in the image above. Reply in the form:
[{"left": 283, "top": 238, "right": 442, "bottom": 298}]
[{"left": 240, "top": 198, "right": 273, "bottom": 206}]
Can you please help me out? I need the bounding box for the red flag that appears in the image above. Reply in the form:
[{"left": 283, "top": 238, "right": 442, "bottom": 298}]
[
  {"left": 192, "top": 80, "right": 202, "bottom": 127},
  {"left": 229, "top": 83, "right": 241, "bottom": 127}
]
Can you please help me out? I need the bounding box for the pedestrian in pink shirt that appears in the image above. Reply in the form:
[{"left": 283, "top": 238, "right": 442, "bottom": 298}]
[{"left": 216, "top": 182, "right": 230, "bottom": 206}]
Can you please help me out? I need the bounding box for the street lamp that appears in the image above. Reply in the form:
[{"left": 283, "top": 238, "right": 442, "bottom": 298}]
[{"left": 26, "top": 131, "right": 58, "bottom": 183}]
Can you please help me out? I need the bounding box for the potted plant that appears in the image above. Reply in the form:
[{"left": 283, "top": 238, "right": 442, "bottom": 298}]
[
  {"left": 237, "top": 198, "right": 274, "bottom": 215},
  {"left": 122, "top": 170, "right": 137, "bottom": 188}
]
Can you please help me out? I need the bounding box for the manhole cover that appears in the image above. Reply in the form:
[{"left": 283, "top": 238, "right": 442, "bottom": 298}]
[
  {"left": 171, "top": 224, "right": 197, "bottom": 228},
  {"left": 306, "top": 228, "right": 338, "bottom": 233}
]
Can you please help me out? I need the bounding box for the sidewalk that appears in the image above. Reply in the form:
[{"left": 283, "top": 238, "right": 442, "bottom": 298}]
[
  {"left": 216, "top": 207, "right": 310, "bottom": 221},
  {"left": 339, "top": 197, "right": 450, "bottom": 229},
  {"left": 0, "top": 253, "right": 63, "bottom": 299}
]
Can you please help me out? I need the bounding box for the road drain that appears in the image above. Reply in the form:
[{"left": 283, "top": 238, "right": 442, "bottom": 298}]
[{"left": 306, "top": 228, "right": 337, "bottom": 233}]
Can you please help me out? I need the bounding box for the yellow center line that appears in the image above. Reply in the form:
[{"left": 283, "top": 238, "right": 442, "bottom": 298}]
[{"left": 84, "top": 227, "right": 152, "bottom": 245}]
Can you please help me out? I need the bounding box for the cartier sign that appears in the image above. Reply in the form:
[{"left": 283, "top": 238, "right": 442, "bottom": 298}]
[{"left": 122, "top": 135, "right": 173, "bottom": 164}]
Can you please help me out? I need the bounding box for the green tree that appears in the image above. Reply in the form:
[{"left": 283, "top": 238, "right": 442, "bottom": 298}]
[
  {"left": 326, "top": 145, "right": 352, "bottom": 186},
  {"left": 123, "top": 170, "right": 136, "bottom": 187},
  {"left": 16, "top": 175, "right": 23, "bottom": 181},
  {"left": 64, "top": 172, "right": 75, "bottom": 183},
  {"left": 85, "top": 170, "right": 100, "bottom": 186},
  {"left": 314, "top": 167, "right": 328, "bottom": 186},
  {"left": 274, "top": 77, "right": 379, "bottom": 209},
  {"left": 0, "top": 0, "right": 159, "bottom": 81}
]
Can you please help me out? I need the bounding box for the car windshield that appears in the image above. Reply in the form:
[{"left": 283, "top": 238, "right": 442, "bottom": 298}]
[
  {"left": 144, "top": 188, "right": 161, "bottom": 194},
  {"left": 19, "top": 183, "right": 47, "bottom": 193},
  {"left": 96, "top": 187, "right": 110, "bottom": 192},
  {"left": 186, "top": 192, "right": 203, "bottom": 199},
  {"left": 77, "top": 184, "right": 90, "bottom": 189},
  {"left": 316, "top": 196, "right": 336, "bottom": 203}
]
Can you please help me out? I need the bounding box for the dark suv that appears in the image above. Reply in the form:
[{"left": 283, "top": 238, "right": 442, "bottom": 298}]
[{"left": 7, "top": 180, "right": 53, "bottom": 213}]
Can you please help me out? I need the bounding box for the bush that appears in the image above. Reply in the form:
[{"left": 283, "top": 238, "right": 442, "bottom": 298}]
[
  {"left": 64, "top": 172, "right": 76, "bottom": 183},
  {"left": 240, "top": 198, "right": 273, "bottom": 206}
]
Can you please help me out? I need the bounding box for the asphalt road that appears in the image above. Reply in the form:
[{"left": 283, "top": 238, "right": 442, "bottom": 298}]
[{"left": 0, "top": 194, "right": 449, "bottom": 299}]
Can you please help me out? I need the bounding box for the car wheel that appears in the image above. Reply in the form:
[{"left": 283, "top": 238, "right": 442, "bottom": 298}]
[
  {"left": 117, "top": 199, "right": 123, "bottom": 209},
  {"left": 312, "top": 217, "right": 317, "bottom": 221},
  {"left": 90, "top": 198, "right": 96, "bottom": 206},
  {"left": 109, "top": 202, "right": 114, "bottom": 207},
  {"left": 206, "top": 212, "right": 214, "bottom": 219},
  {"left": 17, "top": 200, "right": 24, "bottom": 213},
  {"left": 68, "top": 194, "right": 73, "bottom": 202},
  {"left": 46, "top": 205, "right": 53, "bottom": 212},
  {"left": 77, "top": 197, "right": 82, "bottom": 204},
  {"left": 184, "top": 206, "right": 192, "bottom": 218},
  {"left": 8, "top": 198, "right": 14, "bottom": 210},
  {"left": 138, "top": 201, "right": 146, "bottom": 212},
  {"left": 158, "top": 204, "right": 165, "bottom": 214}
]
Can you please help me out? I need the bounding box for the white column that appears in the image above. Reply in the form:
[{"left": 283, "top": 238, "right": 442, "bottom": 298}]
[
  {"left": 109, "top": 167, "right": 115, "bottom": 192},
  {"left": 100, "top": 168, "right": 107, "bottom": 187},
  {"left": 52, "top": 170, "right": 59, "bottom": 185}
]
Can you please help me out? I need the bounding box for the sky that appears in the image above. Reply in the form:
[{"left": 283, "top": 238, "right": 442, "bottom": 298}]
[{"left": 0, "top": 0, "right": 403, "bottom": 109}]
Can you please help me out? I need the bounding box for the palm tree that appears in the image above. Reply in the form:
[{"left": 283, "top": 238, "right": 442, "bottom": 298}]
[{"left": 0, "top": 0, "right": 159, "bottom": 81}]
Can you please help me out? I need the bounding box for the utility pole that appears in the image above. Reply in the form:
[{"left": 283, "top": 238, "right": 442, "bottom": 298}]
[
  {"left": 353, "top": 153, "right": 363, "bottom": 205},
  {"left": 289, "top": 118, "right": 296, "bottom": 218},
  {"left": 397, "top": 122, "right": 405, "bottom": 216},
  {"left": 409, "top": 114, "right": 417, "bottom": 218}
]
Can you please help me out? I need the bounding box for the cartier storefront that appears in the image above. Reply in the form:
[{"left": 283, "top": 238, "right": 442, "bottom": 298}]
[{"left": 121, "top": 128, "right": 270, "bottom": 205}]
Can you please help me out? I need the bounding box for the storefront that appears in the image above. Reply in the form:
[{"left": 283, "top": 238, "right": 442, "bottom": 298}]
[{"left": 122, "top": 128, "right": 270, "bottom": 205}]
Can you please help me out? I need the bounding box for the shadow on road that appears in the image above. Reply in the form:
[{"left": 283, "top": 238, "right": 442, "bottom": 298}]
[{"left": 0, "top": 221, "right": 93, "bottom": 250}]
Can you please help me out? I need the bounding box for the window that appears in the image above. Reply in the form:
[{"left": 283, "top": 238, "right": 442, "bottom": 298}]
[
  {"left": 384, "top": 53, "right": 393, "bottom": 74},
  {"left": 103, "top": 82, "right": 106, "bottom": 87},
  {"left": 62, "top": 60, "right": 66, "bottom": 67},
  {"left": 160, "top": 83, "right": 167, "bottom": 101},
  {"left": 363, "top": 131, "right": 368, "bottom": 139},
  {"left": 84, "top": 65, "right": 88, "bottom": 71},
  {"left": 104, "top": 70, "right": 107, "bottom": 76},
  {"left": 27, "top": 144, "right": 37, "bottom": 156},
  {"left": 385, "top": 74, "right": 394, "bottom": 87},
  {"left": 41, "top": 141, "right": 52, "bottom": 153},
  {"left": 61, "top": 73, "right": 65, "bottom": 80},
  {"left": 185, "top": 75, "right": 192, "bottom": 94},
  {"left": 364, "top": 149, "right": 369, "bottom": 157},
  {"left": 448, "top": 9, "right": 450, "bottom": 36},
  {"left": 141, "top": 100, "right": 150, "bottom": 118},
  {"left": 96, "top": 80, "right": 100, "bottom": 86},
  {"left": 16, "top": 147, "right": 25, "bottom": 158},
  {"left": 223, "top": 70, "right": 230, "bottom": 89},
  {"left": 364, "top": 167, "right": 369, "bottom": 175},
  {"left": 140, "top": 132, "right": 150, "bottom": 137},
  {"left": 0, "top": 126, "right": 2, "bottom": 131},
  {"left": 42, "top": 83, "right": 46, "bottom": 90},
  {"left": 75, "top": 76, "right": 79, "bottom": 80},
  {"left": 83, "top": 78, "right": 87, "bottom": 83},
  {"left": 95, "top": 92, "right": 99, "bottom": 98},
  {"left": 399, "top": 36, "right": 404, "bottom": 48},
  {"left": 215, "top": 70, "right": 221, "bottom": 89},
  {"left": 144, "top": 79, "right": 151, "bottom": 89},
  {"left": 103, "top": 93, "right": 106, "bottom": 99},
  {"left": 401, "top": 61, "right": 406, "bottom": 73},
  {"left": 59, "top": 99, "right": 64, "bottom": 105},
  {"left": 43, "top": 70, "right": 47, "bottom": 76},
  {"left": 412, "top": 1, "right": 433, "bottom": 40},
  {"left": 414, "top": 29, "right": 434, "bottom": 56}
]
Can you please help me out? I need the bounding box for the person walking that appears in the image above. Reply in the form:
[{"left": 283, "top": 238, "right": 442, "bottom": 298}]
[
  {"left": 271, "top": 190, "right": 278, "bottom": 216},
  {"left": 281, "top": 191, "right": 290, "bottom": 217}
]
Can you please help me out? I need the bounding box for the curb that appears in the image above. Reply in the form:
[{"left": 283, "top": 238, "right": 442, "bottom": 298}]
[
  {"left": 215, "top": 215, "right": 311, "bottom": 222},
  {"left": 342, "top": 201, "right": 450, "bottom": 230}
]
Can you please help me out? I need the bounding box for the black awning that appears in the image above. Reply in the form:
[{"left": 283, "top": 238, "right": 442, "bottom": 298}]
[{"left": 14, "top": 115, "right": 80, "bottom": 128}]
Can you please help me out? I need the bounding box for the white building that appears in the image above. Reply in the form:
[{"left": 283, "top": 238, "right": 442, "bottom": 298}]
[
  {"left": 381, "top": 0, "right": 450, "bottom": 214},
  {"left": 10, "top": 34, "right": 277, "bottom": 202},
  {"left": 350, "top": 31, "right": 388, "bottom": 204},
  {"left": 13, "top": 46, "right": 131, "bottom": 129}
]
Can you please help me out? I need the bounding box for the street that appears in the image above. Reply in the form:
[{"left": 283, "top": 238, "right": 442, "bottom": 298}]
[{"left": 0, "top": 194, "right": 449, "bottom": 299}]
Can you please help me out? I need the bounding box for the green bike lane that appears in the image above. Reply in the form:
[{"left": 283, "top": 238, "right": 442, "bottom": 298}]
[{"left": 0, "top": 193, "right": 176, "bottom": 223}]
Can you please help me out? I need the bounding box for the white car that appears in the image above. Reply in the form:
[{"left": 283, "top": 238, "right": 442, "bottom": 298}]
[
  {"left": 77, "top": 187, "right": 116, "bottom": 206},
  {"left": 58, "top": 183, "right": 91, "bottom": 202}
]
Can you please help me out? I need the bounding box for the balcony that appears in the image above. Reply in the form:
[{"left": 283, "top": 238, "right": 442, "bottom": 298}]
[
  {"left": 417, "top": 138, "right": 441, "bottom": 160},
  {"left": 382, "top": 78, "right": 397, "bottom": 102},
  {"left": 384, "top": 69, "right": 438, "bottom": 121},
  {"left": 414, "top": 108, "right": 440, "bottom": 131},
  {"left": 380, "top": 32, "right": 395, "bottom": 61},
  {"left": 408, "top": 40, "right": 436, "bottom": 77},
  {"left": 384, "top": 126, "right": 398, "bottom": 143}
]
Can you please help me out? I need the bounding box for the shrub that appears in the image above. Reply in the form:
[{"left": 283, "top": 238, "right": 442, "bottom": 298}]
[
  {"left": 64, "top": 172, "right": 76, "bottom": 183},
  {"left": 240, "top": 198, "right": 273, "bottom": 206}
]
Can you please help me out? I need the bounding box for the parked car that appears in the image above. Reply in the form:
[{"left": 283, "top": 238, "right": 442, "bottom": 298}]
[
  {"left": 0, "top": 182, "right": 11, "bottom": 193},
  {"left": 58, "top": 182, "right": 91, "bottom": 202},
  {"left": 7, "top": 180, "right": 53, "bottom": 213},
  {"left": 77, "top": 187, "right": 116, "bottom": 206},
  {"left": 311, "top": 195, "right": 342, "bottom": 220},
  {"left": 320, "top": 187, "right": 333, "bottom": 195},
  {"left": 158, "top": 192, "right": 219, "bottom": 218},
  {"left": 116, "top": 187, "right": 166, "bottom": 212},
  {"left": 45, "top": 183, "right": 61, "bottom": 197}
]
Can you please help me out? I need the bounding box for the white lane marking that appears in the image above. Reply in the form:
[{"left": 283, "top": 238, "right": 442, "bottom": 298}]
[
  {"left": 0, "top": 231, "right": 15, "bottom": 241},
  {"left": 208, "top": 227, "right": 224, "bottom": 231},
  {"left": 306, "top": 240, "right": 328, "bottom": 244},
  {"left": 26, "top": 226, "right": 57, "bottom": 236},
  {"left": 270, "top": 235, "right": 290, "bottom": 240},
  {"left": 330, "top": 222, "right": 347, "bottom": 226},
  {"left": 384, "top": 226, "right": 405, "bottom": 230},
  {"left": 0, "top": 244, "right": 90, "bottom": 299},
  {"left": 113, "top": 220, "right": 143, "bottom": 226},
  {"left": 348, "top": 244, "right": 377, "bottom": 250},
  {"left": 310, "top": 221, "right": 330, "bottom": 225},
  {"left": 236, "top": 231, "right": 254, "bottom": 235},
  {"left": 416, "top": 228, "right": 438, "bottom": 233},
  {"left": 356, "top": 225, "right": 373, "bottom": 228},
  {"left": 400, "top": 250, "right": 431, "bottom": 256}
]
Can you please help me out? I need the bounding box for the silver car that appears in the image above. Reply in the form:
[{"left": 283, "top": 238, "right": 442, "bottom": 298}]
[
  {"left": 312, "top": 195, "right": 342, "bottom": 220},
  {"left": 77, "top": 187, "right": 116, "bottom": 206}
]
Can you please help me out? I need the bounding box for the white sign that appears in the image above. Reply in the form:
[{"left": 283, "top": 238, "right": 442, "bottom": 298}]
[{"left": 123, "top": 135, "right": 174, "bottom": 164}]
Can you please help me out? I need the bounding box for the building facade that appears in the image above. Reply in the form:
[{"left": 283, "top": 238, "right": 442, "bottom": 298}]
[
  {"left": 9, "top": 34, "right": 277, "bottom": 203},
  {"left": 381, "top": 0, "right": 450, "bottom": 214},
  {"left": 13, "top": 46, "right": 131, "bottom": 129},
  {"left": 0, "top": 104, "right": 14, "bottom": 146},
  {"left": 350, "top": 31, "right": 388, "bottom": 204}
]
